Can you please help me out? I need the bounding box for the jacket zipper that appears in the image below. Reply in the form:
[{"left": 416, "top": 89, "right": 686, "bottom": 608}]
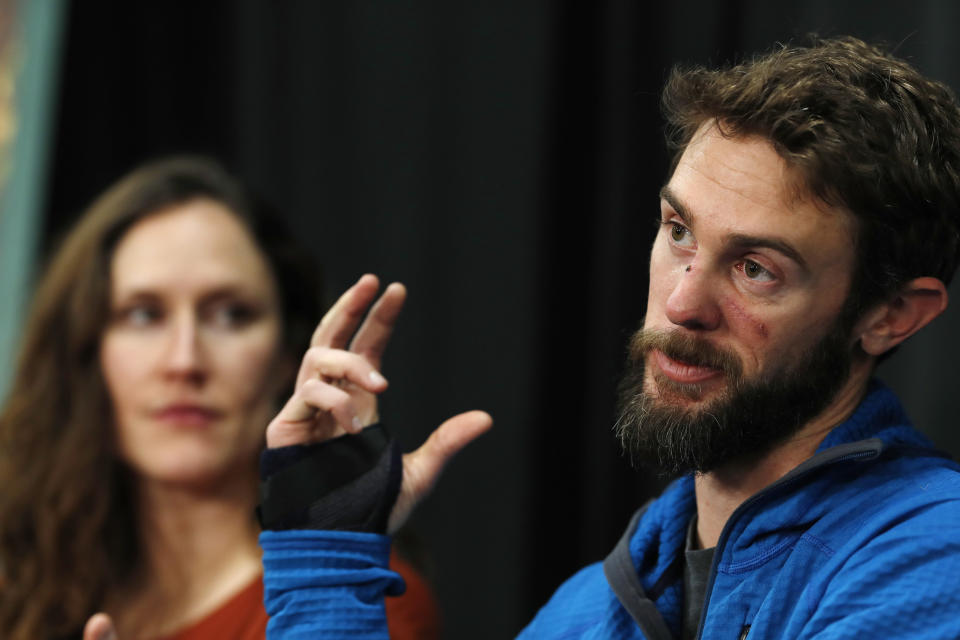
[{"left": 692, "top": 445, "right": 881, "bottom": 639}]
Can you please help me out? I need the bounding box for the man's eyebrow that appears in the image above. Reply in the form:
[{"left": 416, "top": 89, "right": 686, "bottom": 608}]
[
  {"left": 659, "top": 185, "right": 691, "bottom": 224},
  {"left": 727, "top": 234, "right": 809, "bottom": 271},
  {"left": 658, "top": 184, "right": 809, "bottom": 271}
]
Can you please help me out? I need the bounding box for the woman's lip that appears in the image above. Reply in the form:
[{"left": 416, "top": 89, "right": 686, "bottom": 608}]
[
  {"left": 153, "top": 405, "right": 223, "bottom": 426},
  {"left": 652, "top": 349, "right": 722, "bottom": 384}
]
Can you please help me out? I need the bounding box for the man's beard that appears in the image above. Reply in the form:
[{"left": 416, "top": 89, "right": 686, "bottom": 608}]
[{"left": 614, "top": 321, "right": 854, "bottom": 476}]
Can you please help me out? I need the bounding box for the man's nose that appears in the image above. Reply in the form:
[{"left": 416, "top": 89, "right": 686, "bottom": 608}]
[
  {"left": 664, "top": 263, "right": 721, "bottom": 331},
  {"left": 163, "top": 312, "right": 206, "bottom": 383}
]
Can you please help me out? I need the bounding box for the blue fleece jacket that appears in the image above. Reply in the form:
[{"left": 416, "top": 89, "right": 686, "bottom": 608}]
[{"left": 261, "top": 382, "right": 960, "bottom": 639}]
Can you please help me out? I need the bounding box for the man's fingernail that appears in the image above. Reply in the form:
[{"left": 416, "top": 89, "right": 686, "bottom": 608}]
[
  {"left": 352, "top": 417, "right": 363, "bottom": 432},
  {"left": 369, "top": 371, "right": 387, "bottom": 386}
]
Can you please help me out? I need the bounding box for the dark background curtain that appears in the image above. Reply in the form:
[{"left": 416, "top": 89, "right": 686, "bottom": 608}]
[{"left": 41, "top": 1, "right": 960, "bottom": 637}]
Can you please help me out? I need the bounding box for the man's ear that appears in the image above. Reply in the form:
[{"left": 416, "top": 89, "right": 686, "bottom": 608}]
[{"left": 856, "top": 277, "right": 949, "bottom": 356}]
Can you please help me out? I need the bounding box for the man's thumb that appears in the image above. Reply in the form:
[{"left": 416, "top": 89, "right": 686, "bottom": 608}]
[{"left": 389, "top": 410, "right": 492, "bottom": 532}]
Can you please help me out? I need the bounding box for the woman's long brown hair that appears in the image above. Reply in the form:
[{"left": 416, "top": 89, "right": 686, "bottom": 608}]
[{"left": 0, "top": 157, "right": 319, "bottom": 639}]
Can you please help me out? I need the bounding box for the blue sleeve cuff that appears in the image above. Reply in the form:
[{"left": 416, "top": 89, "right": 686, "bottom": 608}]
[{"left": 260, "top": 529, "right": 405, "bottom": 639}]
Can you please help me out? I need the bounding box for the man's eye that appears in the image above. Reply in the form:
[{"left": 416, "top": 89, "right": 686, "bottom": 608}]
[
  {"left": 669, "top": 222, "right": 691, "bottom": 244},
  {"left": 741, "top": 260, "right": 774, "bottom": 282}
]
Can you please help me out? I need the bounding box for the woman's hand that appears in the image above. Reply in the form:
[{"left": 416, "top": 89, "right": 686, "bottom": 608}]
[
  {"left": 265, "top": 274, "right": 492, "bottom": 533},
  {"left": 83, "top": 613, "right": 116, "bottom": 640}
]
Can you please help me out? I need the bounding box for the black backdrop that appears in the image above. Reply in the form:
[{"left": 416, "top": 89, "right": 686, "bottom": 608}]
[{"left": 42, "top": 2, "right": 960, "bottom": 637}]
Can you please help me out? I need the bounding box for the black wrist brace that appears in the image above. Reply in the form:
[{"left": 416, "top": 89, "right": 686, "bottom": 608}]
[{"left": 257, "top": 424, "right": 402, "bottom": 534}]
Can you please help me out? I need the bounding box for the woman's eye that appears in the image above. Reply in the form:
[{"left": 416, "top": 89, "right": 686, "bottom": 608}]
[
  {"left": 741, "top": 260, "right": 775, "bottom": 282},
  {"left": 210, "top": 303, "right": 257, "bottom": 328},
  {"left": 122, "top": 305, "right": 162, "bottom": 327}
]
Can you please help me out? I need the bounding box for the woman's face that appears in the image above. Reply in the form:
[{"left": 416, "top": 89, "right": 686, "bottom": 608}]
[{"left": 100, "top": 199, "right": 283, "bottom": 488}]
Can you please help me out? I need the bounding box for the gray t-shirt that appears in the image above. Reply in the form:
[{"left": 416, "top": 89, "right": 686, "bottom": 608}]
[{"left": 682, "top": 514, "right": 715, "bottom": 640}]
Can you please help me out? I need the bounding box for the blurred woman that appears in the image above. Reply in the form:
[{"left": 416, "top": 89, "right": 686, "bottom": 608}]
[{"left": 0, "top": 157, "right": 438, "bottom": 639}]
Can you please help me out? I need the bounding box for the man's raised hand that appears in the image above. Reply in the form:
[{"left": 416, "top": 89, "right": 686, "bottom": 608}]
[{"left": 265, "top": 274, "right": 491, "bottom": 533}]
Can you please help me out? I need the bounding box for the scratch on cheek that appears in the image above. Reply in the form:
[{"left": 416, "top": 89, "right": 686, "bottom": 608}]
[{"left": 725, "top": 298, "right": 768, "bottom": 340}]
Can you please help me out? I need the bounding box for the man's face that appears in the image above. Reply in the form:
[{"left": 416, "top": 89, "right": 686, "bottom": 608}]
[{"left": 617, "top": 123, "right": 861, "bottom": 473}]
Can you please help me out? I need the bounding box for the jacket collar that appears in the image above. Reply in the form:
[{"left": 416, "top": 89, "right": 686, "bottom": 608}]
[
  {"left": 816, "top": 378, "right": 933, "bottom": 452},
  {"left": 605, "top": 379, "right": 929, "bottom": 637}
]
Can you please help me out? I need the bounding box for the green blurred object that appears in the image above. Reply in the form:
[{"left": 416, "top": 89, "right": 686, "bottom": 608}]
[{"left": 0, "top": 0, "right": 66, "bottom": 402}]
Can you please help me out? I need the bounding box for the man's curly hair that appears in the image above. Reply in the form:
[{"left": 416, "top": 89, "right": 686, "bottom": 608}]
[{"left": 662, "top": 35, "right": 960, "bottom": 326}]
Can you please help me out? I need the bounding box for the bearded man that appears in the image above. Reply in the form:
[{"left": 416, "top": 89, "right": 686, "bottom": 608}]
[{"left": 252, "top": 36, "right": 960, "bottom": 640}]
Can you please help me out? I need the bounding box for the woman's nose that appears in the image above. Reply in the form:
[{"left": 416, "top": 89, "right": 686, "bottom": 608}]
[{"left": 162, "top": 312, "right": 206, "bottom": 382}]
